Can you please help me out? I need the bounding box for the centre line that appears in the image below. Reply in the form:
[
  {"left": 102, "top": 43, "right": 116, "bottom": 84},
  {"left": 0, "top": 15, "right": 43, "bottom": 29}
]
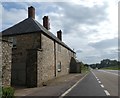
[
  {"left": 98, "top": 81, "right": 101, "bottom": 84},
  {"left": 104, "top": 90, "right": 110, "bottom": 96},
  {"left": 97, "top": 79, "right": 99, "bottom": 81},
  {"left": 100, "top": 84, "right": 104, "bottom": 88}
]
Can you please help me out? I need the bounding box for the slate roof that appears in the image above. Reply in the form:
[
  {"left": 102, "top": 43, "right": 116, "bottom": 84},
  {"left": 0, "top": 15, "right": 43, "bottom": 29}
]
[{"left": 2, "top": 18, "right": 75, "bottom": 53}]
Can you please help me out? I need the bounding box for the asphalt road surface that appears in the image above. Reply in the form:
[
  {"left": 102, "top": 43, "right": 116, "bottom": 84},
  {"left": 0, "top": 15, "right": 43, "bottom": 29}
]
[{"left": 62, "top": 69, "right": 119, "bottom": 97}]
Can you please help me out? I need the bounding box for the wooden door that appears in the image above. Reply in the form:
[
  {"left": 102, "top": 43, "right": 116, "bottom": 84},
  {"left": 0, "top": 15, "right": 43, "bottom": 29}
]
[{"left": 26, "top": 49, "right": 37, "bottom": 87}]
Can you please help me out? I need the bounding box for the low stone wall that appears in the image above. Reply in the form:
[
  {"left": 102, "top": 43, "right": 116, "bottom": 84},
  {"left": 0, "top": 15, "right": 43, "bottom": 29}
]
[{"left": 1, "top": 40, "right": 12, "bottom": 86}]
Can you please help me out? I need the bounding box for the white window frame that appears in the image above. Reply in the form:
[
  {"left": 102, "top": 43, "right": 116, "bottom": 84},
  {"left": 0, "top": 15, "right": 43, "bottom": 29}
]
[{"left": 57, "top": 62, "right": 61, "bottom": 72}]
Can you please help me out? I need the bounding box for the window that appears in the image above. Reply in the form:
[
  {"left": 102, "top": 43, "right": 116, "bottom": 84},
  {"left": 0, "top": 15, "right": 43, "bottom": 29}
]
[
  {"left": 13, "top": 37, "right": 17, "bottom": 48},
  {"left": 57, "top": 62, "right": 61, "bottom": 72},
  {"left": 9, "top": 37, "right": 17, "bottom": 48},
  {"left": 8, "top": 37, "right": 13, "bottom": 42}
]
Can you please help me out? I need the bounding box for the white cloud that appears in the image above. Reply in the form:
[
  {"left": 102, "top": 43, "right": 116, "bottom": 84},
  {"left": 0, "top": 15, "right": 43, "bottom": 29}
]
[
  {"left": 2, "top": 5, "right": 27, "bottom": 30},
  {"left": 1, "top": 1, "right": 118, "bottom": 64},
  {"left": 0, "top": 4, "right": 2, "bottom": 31}
]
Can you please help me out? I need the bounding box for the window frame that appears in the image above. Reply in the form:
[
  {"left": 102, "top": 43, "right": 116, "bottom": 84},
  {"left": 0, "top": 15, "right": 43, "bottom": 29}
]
[
  {"left": 9, "top": 37, "right": 17, "bottom": 48},
  {"left": 57, "top": 62, "right": 61, "bottom": 72}
]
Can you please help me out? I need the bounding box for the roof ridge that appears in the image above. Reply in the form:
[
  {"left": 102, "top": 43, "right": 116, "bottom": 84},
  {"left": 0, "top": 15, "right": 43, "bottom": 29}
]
[
  {"left": 33, "top": 19, "right": 71, "bottom": 50},
  {"left": 33, "top": 19, "right": 62, "bottom": 42}
]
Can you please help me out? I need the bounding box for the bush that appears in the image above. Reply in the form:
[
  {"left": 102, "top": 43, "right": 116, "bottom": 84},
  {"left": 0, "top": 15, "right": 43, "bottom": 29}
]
[{"left": 2, "top": 86, "right": 15, "bottom": 98}]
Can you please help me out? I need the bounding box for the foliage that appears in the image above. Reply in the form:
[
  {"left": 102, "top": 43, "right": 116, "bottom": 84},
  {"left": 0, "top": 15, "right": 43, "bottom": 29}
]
[
  {"left": 101, "top": 65, "right": 120, "bottom": 70},
  {"left": 81, "top": 62, "right": 89, "bottom": 73},
  {"left": 2, "top": 86, "right": 15, "bottom": 98},
  {"left": 90, "top": 59, "right": 119, "bottom": 70}
]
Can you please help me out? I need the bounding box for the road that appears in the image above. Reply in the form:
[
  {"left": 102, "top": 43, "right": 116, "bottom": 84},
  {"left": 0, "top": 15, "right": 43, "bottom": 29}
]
[{"left": 61, "top": 69, "right": 119, "bottom": 97}]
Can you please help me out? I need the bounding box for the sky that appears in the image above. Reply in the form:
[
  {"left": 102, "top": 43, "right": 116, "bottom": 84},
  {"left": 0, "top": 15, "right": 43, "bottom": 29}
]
[{"left": 0, "top": 0, "right": 118, "bottom": 64}]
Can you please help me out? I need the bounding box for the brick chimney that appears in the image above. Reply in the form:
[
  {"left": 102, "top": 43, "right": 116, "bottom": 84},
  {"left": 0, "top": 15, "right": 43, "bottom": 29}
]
[
  {"left": 57, "top": 30, "right": 62, "bottom": 41},
  {"left": 43, "top": 16, "right": 50, "bottom": 30},
  {"left": 28, "top": 6, "right": 35, "bottom": 19}
]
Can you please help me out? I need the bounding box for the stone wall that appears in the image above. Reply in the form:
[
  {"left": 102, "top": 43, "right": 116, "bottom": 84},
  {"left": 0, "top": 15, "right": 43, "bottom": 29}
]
[
  {"left": 3, "top": 33, "right": 41, "bottom": 86},
  {"left": 55, "top": 43, "right": 74, "bottom": 77},
  {"left": 1, "top": 40, "right": 12, "bottom": 86},
  {"left": 14, "top": 33, "right": 41, "bottom": 86},
  {"left": 2, "top": 32, "right": 75, "bottom": 87},
  {"left": 37, "top": 34, "right": 55, "bottom": 86},
  {"left": 37, "top": 34, "right": 75, "bottom": 86},
  {"left": 0, "top": 40, "right": 1, "bottom": 87}
]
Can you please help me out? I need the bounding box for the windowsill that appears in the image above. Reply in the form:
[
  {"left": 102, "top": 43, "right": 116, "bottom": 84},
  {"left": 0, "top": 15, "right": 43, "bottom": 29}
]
[
  {"left": 37, "top": 48, "right": 43, "bottom": 51},
  {"left": 26, "top": 48, "right": 43, "bottom": 51},
  {"left": 58, "top": 69, "right": 61, "bottom": 72}
]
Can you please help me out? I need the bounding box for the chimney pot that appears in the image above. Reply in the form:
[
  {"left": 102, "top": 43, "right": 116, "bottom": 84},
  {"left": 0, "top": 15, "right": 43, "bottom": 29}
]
[
  {"left": 28, "top": 6, "right": 35, "bottom": 19},
  {"left": 57, "top": 30, "right": 62, "bottom": 41},
  {"left": 43, "top": 16, "right": 50, "bottom": 30}
]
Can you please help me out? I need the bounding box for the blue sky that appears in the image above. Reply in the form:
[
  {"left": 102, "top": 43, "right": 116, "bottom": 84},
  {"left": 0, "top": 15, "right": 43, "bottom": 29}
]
[{"left": 0, "top": 0, "right": 118, "bottom": 64}]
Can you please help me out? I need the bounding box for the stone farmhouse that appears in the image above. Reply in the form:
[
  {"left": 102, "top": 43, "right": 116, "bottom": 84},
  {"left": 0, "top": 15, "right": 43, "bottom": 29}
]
[{"left": 1, "top": 6, "right": 77, "bottom": 87}]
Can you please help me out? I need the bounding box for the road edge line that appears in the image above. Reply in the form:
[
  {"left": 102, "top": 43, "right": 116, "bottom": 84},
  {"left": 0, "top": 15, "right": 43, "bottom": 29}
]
[
  {"left": 104, "top": 90, "right": 110, "bottom": 96},
  {"left": 59, "top": 73, "right": 89, "bottom": 98},
  {"left": 92, "top": 70, "right": 111, "bottom": 96},
  {"left": 100, "top": 84, "right": 104, "bottom": 88}
]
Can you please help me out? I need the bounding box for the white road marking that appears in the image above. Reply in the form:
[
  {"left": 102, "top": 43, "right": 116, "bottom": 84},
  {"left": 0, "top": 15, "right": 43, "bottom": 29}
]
[
  {"left": 97, "top": 78, "right": 99, "bottom": 81},
  {"left": 92, "top": 71, "right": 99, "bottom": 80},
  {"left": 98, "top": 81, "right": 101, "bottom": 84},
  {"left": 100, "top": 84, "right": 104, "bottom": 88},
  {"left": 59, "top": 73, "right": 88, "bottom": 98},
  {"left": 92, "top": 71, "right": 111, "bottom": 96},
  {"left": 91, "top": 71, "right": 97, "bottom": 77},
  {"left": 104, "top": 90, "right": 110, "bottom": 96}
]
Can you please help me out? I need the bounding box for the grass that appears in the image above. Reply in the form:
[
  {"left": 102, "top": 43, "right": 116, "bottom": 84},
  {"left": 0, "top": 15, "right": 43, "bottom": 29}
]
[
  {"left": 81, "top": 66, "right": 90, "bottom": 73},
  {"left": 101, "top": 65, "right": 120, "bottom": 70}
]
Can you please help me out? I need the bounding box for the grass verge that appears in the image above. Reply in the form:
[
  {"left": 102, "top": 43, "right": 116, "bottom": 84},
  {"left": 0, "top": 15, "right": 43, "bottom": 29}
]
[{"left": 101, "top": 65, "right": 120, "bottom": 70}]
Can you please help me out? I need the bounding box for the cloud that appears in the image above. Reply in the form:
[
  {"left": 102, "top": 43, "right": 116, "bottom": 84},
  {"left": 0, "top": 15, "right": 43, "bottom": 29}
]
[
  {"left": 0, "top": 4, "right": 2, "bottom": 31},
  {"left": 1, "top": 3, "right": 27, "bottom": 30},
  {"left": 101, "top": 50, "right": 118, "bottom": 60},
  {"left": 76, "top": 49, "right": 83, "bottom": 53},
  {"left": 47, "top": 2, "right": 108, "bottom": 35},
  {"left": 63, "top": 3, "right": 108, "bottom": 25},
  {"left": 85, "top": 37, "right": 118, "bottom": 64},
  {"left": 1, "top": 1, "right": 118, "bottom": 64},
  {"left": 80, "top": 55, "right": 101, "bottom": 64},
  {"left": 89, "top": 37, "right": 118, "bottom": 49}
]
